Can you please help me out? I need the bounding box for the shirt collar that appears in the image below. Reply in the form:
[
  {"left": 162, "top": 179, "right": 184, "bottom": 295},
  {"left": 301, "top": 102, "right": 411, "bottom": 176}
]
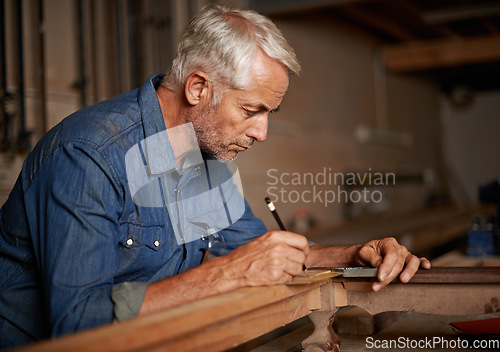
[
  {"left": 138, "top": 73, "right": 179, "bottom": 175},
  {"left": 138, "top": 73, "right": 204, "bottom": 176}
]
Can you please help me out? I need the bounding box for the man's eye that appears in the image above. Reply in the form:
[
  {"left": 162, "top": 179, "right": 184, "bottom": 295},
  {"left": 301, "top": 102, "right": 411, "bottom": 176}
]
[{"left": 244, "top": 109, "right": 259, "bottom": 117}]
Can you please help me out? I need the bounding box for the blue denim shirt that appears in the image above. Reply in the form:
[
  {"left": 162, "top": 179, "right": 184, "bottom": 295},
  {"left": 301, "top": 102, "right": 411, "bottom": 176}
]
[{"left": 0, "top": 74, "right": 266, "bottom": 348}]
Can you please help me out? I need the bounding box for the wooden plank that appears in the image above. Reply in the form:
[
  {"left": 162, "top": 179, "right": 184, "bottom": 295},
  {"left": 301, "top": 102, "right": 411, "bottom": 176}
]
[
  {"left": 422, "top": 4, "right": 500, "bottom": 25},
  {"left": 404, "top": 267, "right": 500, "bottom": 284},
  {"left": 330, "top": 267, "right": 500, "bottom": 284},
  {"left": 301, "top": 267, "right": 500, "bottom": 351},
  {"left": 155, "top": 289, "right": 322, "bottom": 352},
  {"left": 14, "top": 268, "right": 500, "bottom": 352},
  {"left": 287, "top": 270, "right": 341, "bottom": 285},
  {"left": 338, "top": 282, "right": 500, "bottom": 316},
  {"left": 381, "top": 34, "right": 500, "bottom": 72},
  {"left": 328, "top": 268, "right": 500, "bottom": 316},
  {"left": 16, "top": 281, "right": 326, "bottom": 352}
]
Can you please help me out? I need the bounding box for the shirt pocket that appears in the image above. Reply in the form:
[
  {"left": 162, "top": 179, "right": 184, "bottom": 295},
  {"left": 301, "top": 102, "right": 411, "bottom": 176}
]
[{"left": 120, "top": 223, "right": 165, "bottom": 252}]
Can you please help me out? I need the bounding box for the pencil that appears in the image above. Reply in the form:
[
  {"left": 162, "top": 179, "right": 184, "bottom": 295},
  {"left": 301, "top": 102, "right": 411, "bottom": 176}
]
[{"left": 265, "top": 197, "right": 308, "bottom": 275}]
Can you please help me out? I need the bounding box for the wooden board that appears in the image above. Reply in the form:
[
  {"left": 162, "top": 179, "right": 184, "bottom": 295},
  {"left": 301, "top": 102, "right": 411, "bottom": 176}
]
[
  {"left": 16, "top": 281, "right": 327, "bottom": 352},
  {"left": 14, "top": 267, "right": 500, "bottom": 352},
  {"left": 381, "top": 34, "right": 500, "bottom": 72},
  {"left": 330, "top": 267, "right": 500, "bottom": 284},
  {"left": 287, "top": 270, "right": 342, "bottom": 285}
]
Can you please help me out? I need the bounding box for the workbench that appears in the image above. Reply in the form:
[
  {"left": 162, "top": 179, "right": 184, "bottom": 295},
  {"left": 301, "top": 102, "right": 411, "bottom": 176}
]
[{"left": 15, "top": 267, "right": 500, "bottom": 352}]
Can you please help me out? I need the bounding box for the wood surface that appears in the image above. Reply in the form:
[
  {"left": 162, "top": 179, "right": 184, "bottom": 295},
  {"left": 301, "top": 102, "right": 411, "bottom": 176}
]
[
  {"left": 381, "top": 34, "right": 500, "bottom": 72},
  {"left": 338, "top": 281, "right": 500, "bottom": 316},
  {"left": 405, "top": 267, "right": 500, "bottom": 284},
  {"left": 14, "top": 267, "right": 500, "bottom": 352},
  {"left": 16, "top": 280, "right": 327, "bottom": 352},
  {"left": 329, "top": 267, "right": 500, "bottom": 316},
  {"left": 302, "top": 268, "right": 500, "bottom": 351},
  {"left": 287, "top": 270, "right": 342, "bottom": 285},
  {"left": 330, "top": 266, "right": 500, "bottom": 284}
]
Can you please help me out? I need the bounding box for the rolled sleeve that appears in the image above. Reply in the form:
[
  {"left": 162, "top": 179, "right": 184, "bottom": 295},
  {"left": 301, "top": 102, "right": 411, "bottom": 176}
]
[{"left": 111, "top": 282, "right": 149, "bottom": 321}]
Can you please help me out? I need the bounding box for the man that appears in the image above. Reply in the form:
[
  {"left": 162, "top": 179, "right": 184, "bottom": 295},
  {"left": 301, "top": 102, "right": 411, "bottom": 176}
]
[{"left": 0, "top": 4, "right": 430, "bottom": 349}]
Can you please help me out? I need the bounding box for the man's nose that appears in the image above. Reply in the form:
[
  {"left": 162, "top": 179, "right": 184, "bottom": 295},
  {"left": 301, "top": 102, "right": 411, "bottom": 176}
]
[{"left": 246, "top": 114, "right": 268, "bottom": 142}]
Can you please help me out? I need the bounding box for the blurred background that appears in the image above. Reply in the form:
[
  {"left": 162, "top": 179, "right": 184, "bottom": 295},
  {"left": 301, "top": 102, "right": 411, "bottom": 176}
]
[{"left": 1, "top": 0, "right": 500, "bottom": 262}]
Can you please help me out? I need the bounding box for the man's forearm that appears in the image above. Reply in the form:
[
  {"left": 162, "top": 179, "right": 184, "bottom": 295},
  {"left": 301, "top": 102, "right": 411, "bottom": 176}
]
[
  {"left": 139, "top": 230, "right": 311, "bottom": 316},
  {"left": 139, "top": 255, "right": 237, "bottom": 316},
  {"left": 139, "top": 243, "right": 366, "bottom": 316},
  {"left": 305, "top": 244, "right": 362, "bottom": 268}
]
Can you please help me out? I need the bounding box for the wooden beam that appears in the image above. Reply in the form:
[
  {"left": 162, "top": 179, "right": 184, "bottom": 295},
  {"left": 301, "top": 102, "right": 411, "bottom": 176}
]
[
  {"left": 303, "top": 280, "right": 500, "bottom": 351},
  {"left": 398, "top": 266, "right": 500, "bottom": 284},
  {"left": 302, "top": 267, "right": 500, "bottom": 350},
  {"left": 331, "top": 267, "right": 500, "bottom": 315},
  {"left": 422, "top": 4, "right": 500, "bottom": 25},
  {"left": 15, "top": 281, "right": 326, "bottom": 352},
  {"left": 252, "top": 0, "right": 372, "bottom": 16},
  {"left": 13, "top": 267, "right": 500, "bottom": 352},
  {"left": 381, "top": 34, "right": 500, "bottom": 72},
  {"left": 337, "top": 281, "right": 500, "bottom": 316},
  {"left": 338, "top": 5, "right": 418, "bottom": 42}
]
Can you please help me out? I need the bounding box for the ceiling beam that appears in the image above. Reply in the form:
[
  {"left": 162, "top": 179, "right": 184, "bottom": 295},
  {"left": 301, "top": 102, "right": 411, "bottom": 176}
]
[
  {"left": 381, "top": 34, "right": 500, "bottom": 72},
  {"left": 423, "top": 4, "right": 500, "bottom": 25},
  {"left": 251, "top": 0, "right": 373, "bottom": 16},
  {"left": 338, "top": 5, "right": 418, "bottom": 41}
]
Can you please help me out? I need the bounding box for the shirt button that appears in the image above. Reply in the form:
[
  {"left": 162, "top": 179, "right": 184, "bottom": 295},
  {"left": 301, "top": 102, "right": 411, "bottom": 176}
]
[
  {"left": 195, "top": 166, "right": 200, "bottom": 171},
  {"left": 154, "top": 240, "right": 160, "bottom": 247},
  {"left": 126, "top": 238, "right": 134, "bottom": 246}
]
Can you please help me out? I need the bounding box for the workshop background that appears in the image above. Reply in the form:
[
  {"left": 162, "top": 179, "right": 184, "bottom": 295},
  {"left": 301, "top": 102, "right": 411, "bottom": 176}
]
[{"left": 1, "top": 0, "right": 500, "bottom": 260}]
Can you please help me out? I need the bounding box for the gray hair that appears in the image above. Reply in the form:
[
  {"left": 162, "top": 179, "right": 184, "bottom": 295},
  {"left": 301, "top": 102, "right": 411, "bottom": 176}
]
[{"left": 162, "top": 4, "right": 300, "bottom": 96}]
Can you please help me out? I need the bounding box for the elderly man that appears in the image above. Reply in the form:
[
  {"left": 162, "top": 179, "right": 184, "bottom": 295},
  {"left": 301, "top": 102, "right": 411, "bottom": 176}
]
[{"left": 0, "top": 4, "right": 430, "bottom": 349}]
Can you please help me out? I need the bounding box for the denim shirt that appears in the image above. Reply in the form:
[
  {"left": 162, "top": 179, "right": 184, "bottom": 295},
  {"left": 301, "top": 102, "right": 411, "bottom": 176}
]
[{"left": 0, "top": 74, "right": 266, "bottom": 348}]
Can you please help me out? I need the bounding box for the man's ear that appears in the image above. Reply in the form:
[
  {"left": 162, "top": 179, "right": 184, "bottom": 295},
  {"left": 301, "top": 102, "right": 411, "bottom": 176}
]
[{"left": 184, "top": 71, "right": 212, "bottom": 106}]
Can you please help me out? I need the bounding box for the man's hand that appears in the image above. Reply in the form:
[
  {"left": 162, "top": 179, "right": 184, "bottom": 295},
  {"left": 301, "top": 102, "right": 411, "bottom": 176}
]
[
  {"left": 140, "top": 230, "right": 309, "bottom": 316},
  {"left": 353, "top": 237, "right": 431, "bottom": 291},
  {"left": 141, "top": 234, "right": 423, "bottom": 317},
  {"left": 221, "top": 230, "right": 310, "bottom": 286}
]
